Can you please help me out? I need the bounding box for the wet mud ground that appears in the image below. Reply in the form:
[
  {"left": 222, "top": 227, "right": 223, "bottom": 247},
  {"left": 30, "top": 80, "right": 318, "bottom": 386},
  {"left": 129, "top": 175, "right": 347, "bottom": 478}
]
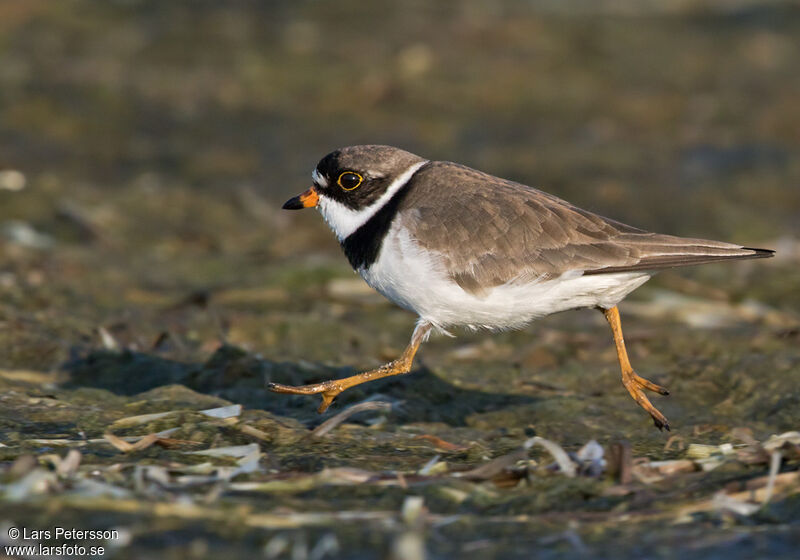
[{"left": 2, "top": 2, "right": 800, "bottom": 559}]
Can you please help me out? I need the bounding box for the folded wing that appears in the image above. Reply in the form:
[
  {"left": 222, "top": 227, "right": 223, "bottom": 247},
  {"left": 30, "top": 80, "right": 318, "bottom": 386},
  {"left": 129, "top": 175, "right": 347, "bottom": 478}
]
[{"left": 400, "top": 162, "right": 773, "bottom": 296}]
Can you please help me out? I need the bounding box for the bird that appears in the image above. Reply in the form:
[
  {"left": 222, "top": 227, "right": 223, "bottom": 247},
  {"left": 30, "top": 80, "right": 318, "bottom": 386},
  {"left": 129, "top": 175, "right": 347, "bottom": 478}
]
[{"left": 270, "top": 145, "right": 774, "bottom": 430}]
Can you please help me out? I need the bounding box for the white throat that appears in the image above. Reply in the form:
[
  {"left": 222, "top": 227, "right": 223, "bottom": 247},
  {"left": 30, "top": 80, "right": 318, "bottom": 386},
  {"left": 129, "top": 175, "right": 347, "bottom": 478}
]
[{"left": 316, "top": 160, "right": 428, "bottom": 241}]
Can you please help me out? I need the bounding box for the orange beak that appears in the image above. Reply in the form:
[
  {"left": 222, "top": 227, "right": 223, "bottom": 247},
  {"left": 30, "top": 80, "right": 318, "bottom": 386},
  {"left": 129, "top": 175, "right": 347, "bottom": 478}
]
[{"left": 282, "top": 187, "right": 319, "bottom": 210}]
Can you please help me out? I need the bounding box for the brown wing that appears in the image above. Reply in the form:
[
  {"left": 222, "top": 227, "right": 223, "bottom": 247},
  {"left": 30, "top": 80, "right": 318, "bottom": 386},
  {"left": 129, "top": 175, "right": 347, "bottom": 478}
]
[{"left": 399, "top": 162, "right": 772, "bottom": 296}]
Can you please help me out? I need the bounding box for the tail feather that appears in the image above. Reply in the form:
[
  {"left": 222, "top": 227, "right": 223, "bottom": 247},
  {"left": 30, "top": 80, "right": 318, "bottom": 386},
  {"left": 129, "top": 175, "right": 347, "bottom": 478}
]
[
  {"left": 742, "top": 247, "right": 776, "bottom": 258},
  {"left": 584, "top": 236, "right": 774, "bottom": 276}
]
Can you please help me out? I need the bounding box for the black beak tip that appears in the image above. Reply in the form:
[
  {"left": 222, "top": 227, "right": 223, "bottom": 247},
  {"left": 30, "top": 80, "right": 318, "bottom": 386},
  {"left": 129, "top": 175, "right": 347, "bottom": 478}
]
[{"left": 282, "top": 196, "right": 303, "bottom": 210}]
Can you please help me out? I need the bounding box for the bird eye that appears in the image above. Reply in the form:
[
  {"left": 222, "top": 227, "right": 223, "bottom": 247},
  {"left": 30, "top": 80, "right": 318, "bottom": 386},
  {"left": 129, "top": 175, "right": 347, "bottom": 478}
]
[{"left": 337, "top": 171, "right": 363, "bottom": 191}]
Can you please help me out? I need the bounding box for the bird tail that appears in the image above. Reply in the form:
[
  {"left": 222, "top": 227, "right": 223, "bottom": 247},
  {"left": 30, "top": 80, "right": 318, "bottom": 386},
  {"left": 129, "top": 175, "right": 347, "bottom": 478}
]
[{"left": 584, "top": 235, "right": 774, "bottom": 275}]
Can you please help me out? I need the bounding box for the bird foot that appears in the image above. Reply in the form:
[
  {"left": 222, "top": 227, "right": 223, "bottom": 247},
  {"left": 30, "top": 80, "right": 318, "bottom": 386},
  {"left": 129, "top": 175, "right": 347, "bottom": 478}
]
[
  {"left": 268, "top": 381, "right": 342, "bottom": 413},
  {"left": 623, "top": 371, "right": 670, "bottom": 431},
  {"left": 268, "top": 358, "right": 413, "bottom": 414}
]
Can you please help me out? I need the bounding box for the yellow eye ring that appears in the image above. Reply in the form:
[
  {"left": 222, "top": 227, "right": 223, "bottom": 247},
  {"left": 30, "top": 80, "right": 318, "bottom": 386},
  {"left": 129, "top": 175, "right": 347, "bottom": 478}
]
[{"left": 337, "top": 171, "right": 363, "bottom": 191}]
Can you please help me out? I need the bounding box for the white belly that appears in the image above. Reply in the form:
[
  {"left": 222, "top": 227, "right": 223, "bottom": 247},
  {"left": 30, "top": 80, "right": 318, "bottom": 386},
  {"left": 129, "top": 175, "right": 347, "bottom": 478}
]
[{"left": 359, "top": 224, "right": 651, "bottom": 331}]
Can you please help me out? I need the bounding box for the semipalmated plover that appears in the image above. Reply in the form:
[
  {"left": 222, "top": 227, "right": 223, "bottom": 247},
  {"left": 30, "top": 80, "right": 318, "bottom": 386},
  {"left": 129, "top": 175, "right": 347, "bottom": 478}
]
[{"left": 271, "top": 145, "right": 774, "bottom": 430}]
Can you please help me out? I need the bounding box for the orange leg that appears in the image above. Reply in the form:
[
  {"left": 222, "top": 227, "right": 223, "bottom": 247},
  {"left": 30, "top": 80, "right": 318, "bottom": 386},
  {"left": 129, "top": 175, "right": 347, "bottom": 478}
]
[
  {"left": 269, "top": 321, "right": 433, "bottom": 413},
  {"left": 602, "top": 306, "right": 671, "bottom": 431}
]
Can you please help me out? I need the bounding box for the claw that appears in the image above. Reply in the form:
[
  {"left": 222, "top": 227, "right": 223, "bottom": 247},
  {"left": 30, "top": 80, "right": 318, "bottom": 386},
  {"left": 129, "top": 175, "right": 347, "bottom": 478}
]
[{"left": 652, "top": 415, "right": 671, "bottom": 432}]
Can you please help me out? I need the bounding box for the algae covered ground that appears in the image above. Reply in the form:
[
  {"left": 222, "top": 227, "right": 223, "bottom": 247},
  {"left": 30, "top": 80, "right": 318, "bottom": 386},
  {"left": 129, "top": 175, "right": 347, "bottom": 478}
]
[{"left": 1, "top": 1, "right": 800, "bottom": 559}]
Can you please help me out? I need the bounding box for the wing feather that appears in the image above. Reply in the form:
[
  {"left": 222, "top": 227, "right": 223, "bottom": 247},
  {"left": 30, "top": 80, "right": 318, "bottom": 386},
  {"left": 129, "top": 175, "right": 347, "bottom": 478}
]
[{"left": 398, "top": 162, "right": 772, "bottom": 295}]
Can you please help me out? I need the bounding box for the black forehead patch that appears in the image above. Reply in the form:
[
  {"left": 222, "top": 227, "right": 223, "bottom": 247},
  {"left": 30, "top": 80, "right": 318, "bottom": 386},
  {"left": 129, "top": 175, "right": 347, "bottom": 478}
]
[{"left": 316, "top": 150, "right": 344, "bottom": 180}]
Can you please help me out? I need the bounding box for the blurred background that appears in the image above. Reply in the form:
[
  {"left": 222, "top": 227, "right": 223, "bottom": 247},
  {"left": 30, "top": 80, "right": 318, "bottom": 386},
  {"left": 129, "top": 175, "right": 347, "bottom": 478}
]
[
  {"left": 1, "top": 0, "right": 798, "bottom": 370},
  {"left": 1, "top": 1, "right": 799, "bottom": 558}
]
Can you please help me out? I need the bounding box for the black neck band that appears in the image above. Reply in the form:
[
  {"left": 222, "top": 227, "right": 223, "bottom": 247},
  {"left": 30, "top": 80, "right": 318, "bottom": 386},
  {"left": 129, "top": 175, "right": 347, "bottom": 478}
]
[{"left": 341, "top": 180, "right": 414, "bottom": 270}]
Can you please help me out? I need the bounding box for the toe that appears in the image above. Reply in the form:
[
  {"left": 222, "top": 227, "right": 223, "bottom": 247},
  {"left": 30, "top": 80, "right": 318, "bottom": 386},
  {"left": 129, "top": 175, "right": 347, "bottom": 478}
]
[
  {"left": 632, "top": 373, "right": 669, "bottom": 396},
  {"left": 317, "top": 392, "right": 338, "bottom": 413},
  {"left": 651, "top": 413, "right": 670, "bottom": 431}
]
